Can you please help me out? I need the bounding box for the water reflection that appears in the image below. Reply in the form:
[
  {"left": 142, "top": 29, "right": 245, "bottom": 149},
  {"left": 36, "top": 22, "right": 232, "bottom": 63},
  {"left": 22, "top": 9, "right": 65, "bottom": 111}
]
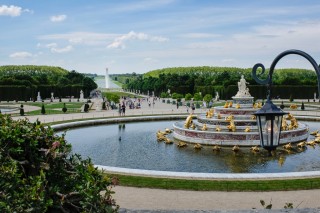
[{"left": 61, "top": 120, "right": 320, "bottom": 173}]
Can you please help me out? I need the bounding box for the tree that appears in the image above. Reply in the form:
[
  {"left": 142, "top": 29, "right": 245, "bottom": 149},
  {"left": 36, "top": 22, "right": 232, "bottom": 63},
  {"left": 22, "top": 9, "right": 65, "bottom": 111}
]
[
  {"left": 185, "top": 93, "right": 193, "bottom": 101},
  {"left": 203, "top": 94, "right": 213, "bottom": 106},
  {"left": 0, "top": 115, "right": 118, "bottom": 212},
  {"left": 62, "top": 103, "right": 67, "bottom": 113},
  {"left": 193, "top": 92, "right": 203, "bottom": 101},
  {"left": 20, "top": 104, "right": 24, "bottom": 116},
  {"left": 41, "top": 104, "right": 46, "bottom": 114}
]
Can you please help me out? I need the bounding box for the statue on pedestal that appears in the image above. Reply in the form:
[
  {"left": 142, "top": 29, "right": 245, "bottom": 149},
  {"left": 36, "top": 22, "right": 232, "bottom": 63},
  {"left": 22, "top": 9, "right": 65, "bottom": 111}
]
[
  {"left": 37, "top": 92, "right": 42, "bottom": 102},
  {"left": 80, "top": 90, "right": 84, "bottom": 100},
  {"left": 235, "top": 75, "right": 251, "bottom": 97}
]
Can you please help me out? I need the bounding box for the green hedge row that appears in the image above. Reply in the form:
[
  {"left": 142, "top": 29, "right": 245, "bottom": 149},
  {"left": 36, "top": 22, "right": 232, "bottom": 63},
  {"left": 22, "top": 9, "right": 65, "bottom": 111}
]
[{"left": 0, "top": 85, "right": 91, "bottom": 101}]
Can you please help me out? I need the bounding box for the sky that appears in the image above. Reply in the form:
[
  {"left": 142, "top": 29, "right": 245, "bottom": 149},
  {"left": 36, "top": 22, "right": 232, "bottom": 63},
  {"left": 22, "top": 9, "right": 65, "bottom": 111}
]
[{"left": 1, "top": 0, "right": 320, "bottom": 75}]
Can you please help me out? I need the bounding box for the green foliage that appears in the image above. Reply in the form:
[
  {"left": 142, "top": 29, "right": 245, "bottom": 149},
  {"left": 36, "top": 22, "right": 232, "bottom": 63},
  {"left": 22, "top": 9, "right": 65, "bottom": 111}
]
[
  {"left": 172, "top": 92, "right": 183, "bottom": 100},
  {"left": 203, "top": 94, "right": 213, "bottom": 104},
  {"left": 41, "top": 104, "right": 46, "bottom": 114},
  {"left": 193, "top": 92, "right": 203, "bottom": 101},
  {"left": 84, "top": 103, "right": 90, "bottom": 112},
  {"left": 0, "top": 66, "right": 97, "bottom": 101},
  {"left": 0, "top": 115, "right": 118, "bottom": 212},
  {"left": 104, "top": 93, "right": 120, "bottom": 104},
  {"left": 160, "top": 92, "right": 169, "bottom": 98},
  {"left": 185, "top": 93, "right": 193, "bottom": 101},
  {"left": 62, "top": 103, "right": 67, "bottom": 113},
  {"left": 20, "top": 104, "right": 24, "bottom": 116}
]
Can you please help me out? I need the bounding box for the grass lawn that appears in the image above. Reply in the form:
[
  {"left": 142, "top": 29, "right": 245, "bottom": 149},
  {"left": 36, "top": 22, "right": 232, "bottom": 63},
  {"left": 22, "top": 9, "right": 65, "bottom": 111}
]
[
  {"left": 102, "top": 91, "right": 143, "bottom": 98},
  {"left": 25, "top": 102, "right": 83, "bottom": 109},
  {"left": 108, "top": 174, "right": 320, "bottom": 191}
]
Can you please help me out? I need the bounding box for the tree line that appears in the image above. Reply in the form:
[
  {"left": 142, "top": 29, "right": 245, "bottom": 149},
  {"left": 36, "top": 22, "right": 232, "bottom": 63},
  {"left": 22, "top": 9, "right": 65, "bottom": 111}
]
[
  {"left": 123, "top": 66, "right": 318, "bottom": 100},
  {"left": 0, "top": 65, "right": 97, "bottom": 101}
]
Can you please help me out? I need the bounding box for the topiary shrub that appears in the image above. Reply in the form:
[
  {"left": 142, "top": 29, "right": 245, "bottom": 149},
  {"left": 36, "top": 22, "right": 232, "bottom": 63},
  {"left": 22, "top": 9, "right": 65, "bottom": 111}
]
[
  {"left": 62, "top": 103, "right": 67, "bottom": 113},
  {"left": 84, "top": 103, "right": 89, "bottom": 112},
  {"left": 0, "top": 115, "right": 118, "bottom": 212},
  {"left": 280, "top": 101, "right": 285, "bottom": 109},
  {"left": 301, "top": 102, "right": 305, "bottom": 110},
  {"left": 41, "top": 104, "right": 46, "bottom": 115},
  {"left": 20, "top": 104, "right": 24, "bottom": 116}
]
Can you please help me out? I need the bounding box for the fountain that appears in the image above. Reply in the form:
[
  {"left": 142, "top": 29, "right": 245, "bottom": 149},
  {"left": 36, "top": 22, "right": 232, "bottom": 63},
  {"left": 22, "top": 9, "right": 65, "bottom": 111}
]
[
  {"left": 173, "top": 76, "right": 309, "bottom": 146},
  {"left": 105, "top": 67, "right": 109, "bottom": 89}
]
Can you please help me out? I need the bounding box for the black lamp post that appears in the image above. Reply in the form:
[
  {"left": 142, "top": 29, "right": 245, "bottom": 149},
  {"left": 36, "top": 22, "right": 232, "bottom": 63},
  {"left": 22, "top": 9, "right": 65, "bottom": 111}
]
[{"left": 252, "top": 49, "right": 320, "bottom": 152}]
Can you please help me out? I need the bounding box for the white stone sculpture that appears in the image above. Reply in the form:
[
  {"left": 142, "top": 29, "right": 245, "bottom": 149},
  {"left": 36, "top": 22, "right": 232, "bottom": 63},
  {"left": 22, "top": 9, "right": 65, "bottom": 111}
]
[
  {"left": 215, "top": 92, "right": 219, "bottom": 101},
  {"left": 80, "top": 90, "right": 84, "bottom": 100},
  {"left": 235, "top": 75, "right": 251, "bottom": 97},
  {"left": 37, "top": 92, "right": 42, "bottom": 102}
]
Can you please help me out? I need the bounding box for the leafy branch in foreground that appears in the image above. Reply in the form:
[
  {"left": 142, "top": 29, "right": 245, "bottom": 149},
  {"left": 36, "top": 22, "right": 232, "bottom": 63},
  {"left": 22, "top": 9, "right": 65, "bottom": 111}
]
[{"left": 0, "top": 115, "right": 118, "bottom": 212}]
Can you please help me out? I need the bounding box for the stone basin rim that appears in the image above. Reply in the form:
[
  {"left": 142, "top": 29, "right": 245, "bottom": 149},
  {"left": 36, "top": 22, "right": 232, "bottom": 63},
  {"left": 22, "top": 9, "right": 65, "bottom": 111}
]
[{"left": 51, "top": 115, "right": 320, "bottom": 180}]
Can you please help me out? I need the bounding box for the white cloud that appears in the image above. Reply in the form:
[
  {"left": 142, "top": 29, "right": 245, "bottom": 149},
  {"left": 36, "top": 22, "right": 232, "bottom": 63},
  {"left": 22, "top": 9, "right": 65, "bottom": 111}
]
[
  {"left": 51, "top": 45, "right": 73, "bottom": 53},
  {"left": 0, "top": 5, "right": 22, "bottom": 17},
  {"left": 107, "top": 31, "right": 168, "bottom": 49},
  {"left": 144, "top": 57, "right": 158, "bottom": 63},
  {"left": 50, "top": 14, "right": 67, "bottom": 22},
  {"left": 38, "top": 32, "right": 117, "bottom": 46},
  {"left": 9, "top": 51, "right": 33, "bottom": 58}
]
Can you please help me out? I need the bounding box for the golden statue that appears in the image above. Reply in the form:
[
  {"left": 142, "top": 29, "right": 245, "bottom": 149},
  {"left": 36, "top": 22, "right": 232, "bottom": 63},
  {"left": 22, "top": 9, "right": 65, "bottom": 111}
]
[
  {"left": 215, "top": 126, "right": 221, "bottom": 132},
  {"left": 228, "top": 101, "right": 233, "bottom": 108},
  {"left": 191, "top": 123, "right": 196, "bottom": 130},
  {"left": 290, "top": 104, "right": 297, "bottom": 109},
  {"left": 235, "top": 103, "right": 241, "bottom": 109},
  {"left": 227, "top": 120, "right": 236, "bottom": 132},
  {"left": 184, "top": 114, "right": 193, "bottom": 129},
  {"left": 281, "top": 118, "right": 287, "bottom": 131},
  {"left": 225, "top": 115, "right": 234, "bottom": 122},
  {"left": 286, "top": 113, "right": 293, "bottom": 120},
  {"left": 206, "top": 109, "right": 214, "bottom": 118},
  {"left": 250, "top": 145, "right": 260, "bottom": 152},
  {"left": 201, "top": 124, "right": 208, "bottom": 131},
  {"left": 194, "top": 143, "right": 202, "bottom": 149},
  {"left": 257, "top": 102, "right": 262, "bottom": 108},
  {"left": 224, "top": 101, "right": 229, "bottom": 108},
  {"left": 217, "top": 113, "right": 222, "bottom": 119},
  {"left": 244, "top": 126, "right": 251, "bottom": 132},
  {"left": 251, "top": 115, "right": 256, "bottom": 120}
]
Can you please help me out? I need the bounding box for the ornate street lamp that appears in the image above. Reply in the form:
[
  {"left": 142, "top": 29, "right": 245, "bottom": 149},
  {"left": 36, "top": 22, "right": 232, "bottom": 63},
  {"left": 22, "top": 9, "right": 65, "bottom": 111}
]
[{"left": 252, "top": 49, "right": 320, "bottom": 152}]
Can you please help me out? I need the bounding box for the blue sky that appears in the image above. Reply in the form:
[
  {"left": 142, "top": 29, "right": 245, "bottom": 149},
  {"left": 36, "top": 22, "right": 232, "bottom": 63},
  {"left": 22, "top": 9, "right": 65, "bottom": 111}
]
[{"left": 1, "top": 0, "right": 320, "bottom": 75}]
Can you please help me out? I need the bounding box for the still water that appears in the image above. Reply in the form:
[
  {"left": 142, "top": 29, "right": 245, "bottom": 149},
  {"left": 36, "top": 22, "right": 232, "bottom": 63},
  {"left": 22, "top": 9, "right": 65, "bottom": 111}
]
[{"left": 62, "top": 121, "right": 320, "bottom": 173}]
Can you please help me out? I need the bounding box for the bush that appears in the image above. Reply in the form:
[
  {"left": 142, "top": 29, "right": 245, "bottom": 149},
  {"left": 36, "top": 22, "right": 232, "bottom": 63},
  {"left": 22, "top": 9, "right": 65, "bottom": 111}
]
[
  {"left": 20, "top": 104, "right": 24, "bottom": 116},
  {"left": 185, "top": 93, "right": 193, "bottom": 101},
  {"left": 62, "top": 103, "right": 67, "bottom": 113},
  {"left": 301, "top": 102, "right": 305, "bottom": 110},
  {"left": 193, "top": 93, "right": 203, "bottom": 101},
  {"left": 289, "top": 94, "right": 294, "bottom": 102},
  {"left": 280, "top": 101, "right": 285, "bottom": 109},
  {"left": 41, "top": 104, "right": 46, "bottom": 114},
  {"left": 84, "top": 103, "right": 90, "bottom": 112},
  {"left": 0, "top": 115, "right": 118, "bottom": 212}
]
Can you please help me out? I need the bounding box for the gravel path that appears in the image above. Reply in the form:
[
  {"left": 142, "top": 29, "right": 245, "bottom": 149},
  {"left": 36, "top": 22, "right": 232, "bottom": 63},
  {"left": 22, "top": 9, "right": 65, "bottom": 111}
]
[{"left": 113, "top": 186, "right": 320, "bottom": 211}]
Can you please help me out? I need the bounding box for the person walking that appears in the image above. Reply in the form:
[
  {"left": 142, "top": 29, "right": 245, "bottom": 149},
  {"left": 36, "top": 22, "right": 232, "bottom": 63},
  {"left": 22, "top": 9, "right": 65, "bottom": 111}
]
[
  {"left": 122, "top": 104, "right": 126, "bottom": 116},
  {"left": 118, "top": 104, "right": 122, "bottom": 116}
]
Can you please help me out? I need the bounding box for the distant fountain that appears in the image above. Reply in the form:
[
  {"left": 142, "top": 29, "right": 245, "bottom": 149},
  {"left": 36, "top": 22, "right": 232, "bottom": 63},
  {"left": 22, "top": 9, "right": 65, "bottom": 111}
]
[{"left": 105, "top": 68, "right": 110, "bottom": 89}]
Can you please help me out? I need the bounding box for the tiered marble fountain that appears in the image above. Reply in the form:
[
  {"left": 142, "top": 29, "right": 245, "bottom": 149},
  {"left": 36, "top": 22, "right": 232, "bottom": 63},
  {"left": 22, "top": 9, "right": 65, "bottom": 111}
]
[{"left": 173, "top": 76, "right": 309, "bottom": 147}]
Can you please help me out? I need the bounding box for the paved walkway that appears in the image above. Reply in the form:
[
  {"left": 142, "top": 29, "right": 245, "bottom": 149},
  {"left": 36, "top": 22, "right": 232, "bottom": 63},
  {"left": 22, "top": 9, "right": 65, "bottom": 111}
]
[
  {"left": 113, "top": 186, "right": 320, "bottom": 211},
  {"left": 4, "top": 98, "right": 320, "bottom": 212}
]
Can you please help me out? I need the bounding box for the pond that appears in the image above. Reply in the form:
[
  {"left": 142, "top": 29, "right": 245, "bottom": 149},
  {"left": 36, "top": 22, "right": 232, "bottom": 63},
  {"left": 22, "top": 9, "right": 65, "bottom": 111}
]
[{"left": 62, "top": 120, "right": 320, "bottom": 173}]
